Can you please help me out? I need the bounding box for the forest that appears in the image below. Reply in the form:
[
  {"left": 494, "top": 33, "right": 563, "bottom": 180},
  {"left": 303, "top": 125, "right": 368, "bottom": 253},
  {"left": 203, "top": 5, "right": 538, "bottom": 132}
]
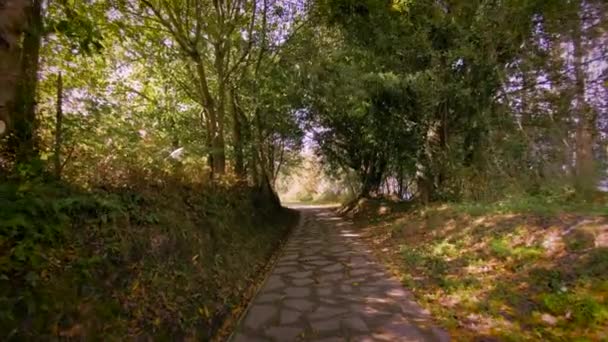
[{"left": 0, "top": 0, "right": 607, "bottom": 340}]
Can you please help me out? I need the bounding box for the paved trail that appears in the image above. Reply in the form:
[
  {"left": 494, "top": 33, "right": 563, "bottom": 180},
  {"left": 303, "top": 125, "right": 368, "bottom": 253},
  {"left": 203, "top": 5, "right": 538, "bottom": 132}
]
[{"left": 232, "top": 207, "right": 449, "bottom": 342}]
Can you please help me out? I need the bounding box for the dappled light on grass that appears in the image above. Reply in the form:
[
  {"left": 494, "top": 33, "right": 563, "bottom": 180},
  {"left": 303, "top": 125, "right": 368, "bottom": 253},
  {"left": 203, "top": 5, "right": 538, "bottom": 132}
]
[{"left": 347, "top": 199, "right": 608, "bottom": 341}]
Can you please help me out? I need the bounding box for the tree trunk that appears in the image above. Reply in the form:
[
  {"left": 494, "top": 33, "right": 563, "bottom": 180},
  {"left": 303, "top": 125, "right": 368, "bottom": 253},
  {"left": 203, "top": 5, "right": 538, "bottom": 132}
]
[
  {"left": 415, "top": 163, "right": 432, "bottom": 204},
  {"left": 360, "top": 155, "right": 385, "bottom": 197},
  {"left": 572, "top": 6, "right": 595, "bottom": 192},
  {"left": 397, "top": 165, "right": 404, "bottom": 199},
  {"left": 272, "top": 140, "right": 286, "bottom": 188},
  {"left": 193, "top": 54, "right": 225, "bottom": 178},
  {"left": 213, "top": 42, "right": 227, "bottom": 176},
  {"left": 213, "top": 115, "right": 226, "bottom": 176},
  {"left": 0, "top": 0, "right": 30, "bottom": 139},
  {"left": 267, "top": 140, "right": 275, "bottom": 180},
  {"left": 199, "top": 108, "right": 214, "bottom": 174},
  {"left": 253, "top": 108, "right": 270, "bottom": 188},
  {"left": 54, "top": 73, "right": 63, "bottom": 179},
  {"left": 9, "top": 0, "right": 42, "bottom": 162},
  {"left": 520, "top": 63, "right": 532, "bottom": 141},
  {"left": 230, "top": 89, "right": 245, "bottom": 177},
  {"left": 416, "top": 119, "right": 443, "bottom": 203},
  {"left": 250, "top": 141, "right": 260, "bottom": 185}
]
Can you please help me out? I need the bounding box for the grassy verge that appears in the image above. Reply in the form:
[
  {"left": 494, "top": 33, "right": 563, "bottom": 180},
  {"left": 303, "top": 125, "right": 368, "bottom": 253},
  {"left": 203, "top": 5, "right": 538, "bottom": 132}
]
[
  {"left": 0, "top": 178, "right": 298, "bottom": 340},
  {"left": 347, "top": 198, "right": 608, "bottom": 341}
]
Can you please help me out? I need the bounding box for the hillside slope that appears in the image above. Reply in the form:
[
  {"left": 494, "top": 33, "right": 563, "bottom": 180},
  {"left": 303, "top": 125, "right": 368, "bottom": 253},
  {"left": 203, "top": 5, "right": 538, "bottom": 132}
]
[
  {"left": 0, "top": 179, "right": 298, "bottom": 340},
  {"left": 344, "top": 199, "right": 608, "bottom": 341}
]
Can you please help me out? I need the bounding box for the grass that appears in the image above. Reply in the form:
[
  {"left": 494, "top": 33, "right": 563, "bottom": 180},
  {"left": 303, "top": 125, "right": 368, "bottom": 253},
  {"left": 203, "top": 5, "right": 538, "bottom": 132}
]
[
  {"left": 452, "top": 193, "right": 608, "bottom": 216},
  {"left": 348, "top": 197, "right": 608, "bottom": 341}
]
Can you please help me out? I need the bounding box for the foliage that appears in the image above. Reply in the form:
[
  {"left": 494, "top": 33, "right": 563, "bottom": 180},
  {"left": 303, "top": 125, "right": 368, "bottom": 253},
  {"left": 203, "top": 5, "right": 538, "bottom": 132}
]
[{"left": 292, "top": 0, "right": 608, "bottom": 201}]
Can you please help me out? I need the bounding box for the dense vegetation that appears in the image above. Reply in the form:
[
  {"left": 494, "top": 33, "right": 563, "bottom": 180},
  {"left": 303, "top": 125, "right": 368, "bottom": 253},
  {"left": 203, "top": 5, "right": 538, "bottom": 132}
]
[
  {"left": 300, "top": 0, "right": 608, "bottom": 203},
  {"left": 1, "top": 0, "right": 606, "bottom": 340}
]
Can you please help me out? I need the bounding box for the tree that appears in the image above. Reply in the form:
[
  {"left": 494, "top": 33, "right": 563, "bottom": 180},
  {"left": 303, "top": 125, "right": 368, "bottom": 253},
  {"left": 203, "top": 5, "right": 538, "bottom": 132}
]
[
  {"left": 0, "top": 0, "right": 30, "bottom": 152},
  {"left": 113, "top": 0, "right": 264, "bottom": 178},
  {"left": 299, "top": 0, "right": 606, "bottom": 201}
]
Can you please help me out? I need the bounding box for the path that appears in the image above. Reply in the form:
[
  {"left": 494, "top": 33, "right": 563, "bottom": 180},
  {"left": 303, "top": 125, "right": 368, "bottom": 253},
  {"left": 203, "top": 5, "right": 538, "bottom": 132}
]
[{"left": 232, "top": 207, "right": 449, "bottom": 342}]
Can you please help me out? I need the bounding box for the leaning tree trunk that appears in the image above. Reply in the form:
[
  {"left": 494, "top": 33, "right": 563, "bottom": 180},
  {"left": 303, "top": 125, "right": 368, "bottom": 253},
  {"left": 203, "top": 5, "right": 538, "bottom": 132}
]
[{"left": 0, "top": 0, "right": 30, "bottom": 140}]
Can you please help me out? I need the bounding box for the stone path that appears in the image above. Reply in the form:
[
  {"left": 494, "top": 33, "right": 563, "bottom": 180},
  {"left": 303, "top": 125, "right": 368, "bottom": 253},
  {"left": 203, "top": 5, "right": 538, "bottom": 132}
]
[{"left": 231, "top": 207, "right": 449, "bottom": 342}]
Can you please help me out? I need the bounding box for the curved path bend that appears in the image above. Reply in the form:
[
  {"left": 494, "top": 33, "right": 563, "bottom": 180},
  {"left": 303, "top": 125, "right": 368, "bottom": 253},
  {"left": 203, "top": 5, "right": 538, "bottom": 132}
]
[{"left": 232, "top": 206, "right": 449, "bottom": 342}]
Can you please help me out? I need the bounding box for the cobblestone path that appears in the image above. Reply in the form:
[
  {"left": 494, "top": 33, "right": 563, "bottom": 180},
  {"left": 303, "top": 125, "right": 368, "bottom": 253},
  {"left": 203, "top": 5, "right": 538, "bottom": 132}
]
[{"left": 232, "top": 207, "right": 450, "bottom": 342}]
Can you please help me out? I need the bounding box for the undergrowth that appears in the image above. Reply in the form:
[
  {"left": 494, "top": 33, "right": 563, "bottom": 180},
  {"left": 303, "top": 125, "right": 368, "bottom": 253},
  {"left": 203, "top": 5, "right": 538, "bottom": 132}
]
[
  {"left": 349, "top": 198, "right": 608, "bottom": 341},
  {"left": 0, "top": 177, "right": 296, "bottom": 340}
]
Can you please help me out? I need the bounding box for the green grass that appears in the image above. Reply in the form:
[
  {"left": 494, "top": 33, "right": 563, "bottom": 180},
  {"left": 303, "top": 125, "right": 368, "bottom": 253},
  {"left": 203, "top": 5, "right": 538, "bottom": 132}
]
[{"left": 452, "top": 194, "right": 608, "bottom": 216}]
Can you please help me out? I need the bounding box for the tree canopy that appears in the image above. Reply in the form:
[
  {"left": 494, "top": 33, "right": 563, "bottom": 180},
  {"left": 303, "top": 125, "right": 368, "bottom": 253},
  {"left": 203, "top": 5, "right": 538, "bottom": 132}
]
[
  {"left": 1, "top": 0, "right": 606, "bottom": 202},
  {"left": 296, "top": 0, "right": 607, "bottom": 201}
]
